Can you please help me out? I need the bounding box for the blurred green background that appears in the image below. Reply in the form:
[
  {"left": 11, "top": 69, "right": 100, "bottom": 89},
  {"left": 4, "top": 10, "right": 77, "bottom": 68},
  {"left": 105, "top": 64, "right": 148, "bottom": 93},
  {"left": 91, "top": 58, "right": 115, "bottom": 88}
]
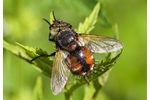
[{"left": 3, "top": 0, "right": 146, "bottom": 100}]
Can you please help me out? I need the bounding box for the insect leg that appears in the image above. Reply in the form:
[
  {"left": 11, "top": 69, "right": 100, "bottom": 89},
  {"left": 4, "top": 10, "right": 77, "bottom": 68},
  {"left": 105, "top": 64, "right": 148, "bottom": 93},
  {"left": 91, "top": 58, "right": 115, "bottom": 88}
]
[
  {"left": 48, "top": 32, "right": 55, "bottom": 42},
  {"left": 83, "top": 75, "right": 90, "bottom": 85},
  {"left": 31, "top": 52, "right": 56, "bottom": 62},
  {"left": 94, "top": 64, "right": 104, "bottom": 72},
  {"left": 42, "top": 18, "right": 54, "bottom": 42},
  {"left": 43, "top": 18, "right": 50, "bottom": 25}
]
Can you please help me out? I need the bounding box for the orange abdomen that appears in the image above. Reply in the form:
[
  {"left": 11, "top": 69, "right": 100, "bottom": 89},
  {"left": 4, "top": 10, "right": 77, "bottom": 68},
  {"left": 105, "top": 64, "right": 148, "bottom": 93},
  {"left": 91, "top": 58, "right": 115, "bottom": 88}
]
[{"left": 65, "top": 46, "right": 94, "bottom": 76}]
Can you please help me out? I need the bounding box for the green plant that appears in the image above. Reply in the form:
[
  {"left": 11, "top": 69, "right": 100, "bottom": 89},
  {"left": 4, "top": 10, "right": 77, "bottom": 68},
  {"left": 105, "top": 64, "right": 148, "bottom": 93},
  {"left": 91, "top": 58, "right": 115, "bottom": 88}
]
[{"left": 3, "top": 2, "right": 123, "bottom": 100}]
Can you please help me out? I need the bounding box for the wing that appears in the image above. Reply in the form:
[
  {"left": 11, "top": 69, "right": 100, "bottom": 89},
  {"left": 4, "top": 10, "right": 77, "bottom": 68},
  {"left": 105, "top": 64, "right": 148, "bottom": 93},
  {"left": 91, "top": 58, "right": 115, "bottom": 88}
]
[
  {"left": 50, "top": 49, "right": 70, "bottom": 95},
  {"left": 77, "top": 34, "right": 123, "bottom": 53}
]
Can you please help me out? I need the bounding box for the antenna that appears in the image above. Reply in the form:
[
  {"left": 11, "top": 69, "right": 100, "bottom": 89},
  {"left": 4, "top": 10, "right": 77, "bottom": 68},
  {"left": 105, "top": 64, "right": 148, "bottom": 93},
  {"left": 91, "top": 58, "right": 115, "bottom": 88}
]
[
  {"left": 52, "top": 10, "right": 56, "bottom": 21},
  {"left": 43, "top": 18, "right": 51, "bottom": 25}
]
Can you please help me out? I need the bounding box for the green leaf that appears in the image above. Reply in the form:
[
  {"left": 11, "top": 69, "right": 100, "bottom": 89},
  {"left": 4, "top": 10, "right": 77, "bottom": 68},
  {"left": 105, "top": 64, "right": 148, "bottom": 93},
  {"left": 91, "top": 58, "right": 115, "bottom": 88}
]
[
  {"left": 65, "top": 50, "right": 123, "bottom": 98},
  {"left": 113, "top": 23, "right": 120, "bottom": 39},
  {"left": 50, "top": 11, "right": 55, "bottom": 24},
  {"left": 3, "top": 2, "right": 123, "bottom": 99},
  {"left": 76, "top": 2, "right": 100, "bottom": 34},
  {"left": 33, "top": 76, "right": 43, "bottom": 100},
  {"left": 83, "top": 83, "right": 96, "bottom": 100},
  {"left": 98, "top": 70, "right": 110, "bottom": 86},
  {"left": 3, "top": 40, "right": 53, "bottom": 77}
]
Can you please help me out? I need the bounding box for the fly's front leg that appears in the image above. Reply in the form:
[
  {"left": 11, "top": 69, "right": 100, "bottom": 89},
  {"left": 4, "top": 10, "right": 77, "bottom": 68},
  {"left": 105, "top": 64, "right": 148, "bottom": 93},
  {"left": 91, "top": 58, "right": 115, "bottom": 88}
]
[
  {"left": 31, "top": 52, "right": 56, "bottom": 62},
  {"left": 43, "top": 18, "right": 54, "bottom": 42},
  {"left": 48, "top": 32, "right": 55, "bottom": 42}
]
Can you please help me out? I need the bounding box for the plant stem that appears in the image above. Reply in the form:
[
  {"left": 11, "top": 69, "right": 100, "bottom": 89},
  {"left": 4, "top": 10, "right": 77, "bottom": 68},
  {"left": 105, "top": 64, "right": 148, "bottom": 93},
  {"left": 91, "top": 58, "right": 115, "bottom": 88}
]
[
  {"left": 93, "top": 86, "right": 102, "bottom": 99},
  {"left": 64, "top": 92, "right": 73, "bottom": 100}
]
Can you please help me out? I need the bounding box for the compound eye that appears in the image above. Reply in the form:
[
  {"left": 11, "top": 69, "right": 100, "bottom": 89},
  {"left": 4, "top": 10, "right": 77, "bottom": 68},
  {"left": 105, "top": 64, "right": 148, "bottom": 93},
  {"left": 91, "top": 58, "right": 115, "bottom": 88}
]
[
  {"left": 69, "top": 25, "right": 72, "bottom": 28},
  {"left": 50, "top": 24, "right": 58, "bottom": 30}
]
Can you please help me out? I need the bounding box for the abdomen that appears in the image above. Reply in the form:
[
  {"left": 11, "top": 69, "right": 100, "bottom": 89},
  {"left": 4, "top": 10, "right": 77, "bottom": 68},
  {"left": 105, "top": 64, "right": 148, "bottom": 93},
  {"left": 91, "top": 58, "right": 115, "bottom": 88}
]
[{"left": 65, "top": 46, "right": 94, "bottom": 76}]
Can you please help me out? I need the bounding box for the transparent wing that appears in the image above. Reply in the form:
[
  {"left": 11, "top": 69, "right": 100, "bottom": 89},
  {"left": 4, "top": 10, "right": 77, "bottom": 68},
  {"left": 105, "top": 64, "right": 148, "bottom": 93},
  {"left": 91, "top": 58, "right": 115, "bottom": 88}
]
[
  {"left": 77, "top": 34, "right": 123, "bottom": 53},
  {"left": 50, "top": 50, "right": 70, "bottom": 95}
]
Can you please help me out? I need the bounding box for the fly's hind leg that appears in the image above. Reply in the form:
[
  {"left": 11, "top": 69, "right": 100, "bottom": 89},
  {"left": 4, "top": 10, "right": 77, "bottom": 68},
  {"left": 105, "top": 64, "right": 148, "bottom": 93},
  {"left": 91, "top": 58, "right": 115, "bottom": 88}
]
[
  {"left": 83, "top": 75, "right": 90, "bottom": 85},
  {"left": 31, "top": 52, "right": 56, "bottom": 62},
  {"left": 94, "top": 64, "right": 104, "bottom": 72}
]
